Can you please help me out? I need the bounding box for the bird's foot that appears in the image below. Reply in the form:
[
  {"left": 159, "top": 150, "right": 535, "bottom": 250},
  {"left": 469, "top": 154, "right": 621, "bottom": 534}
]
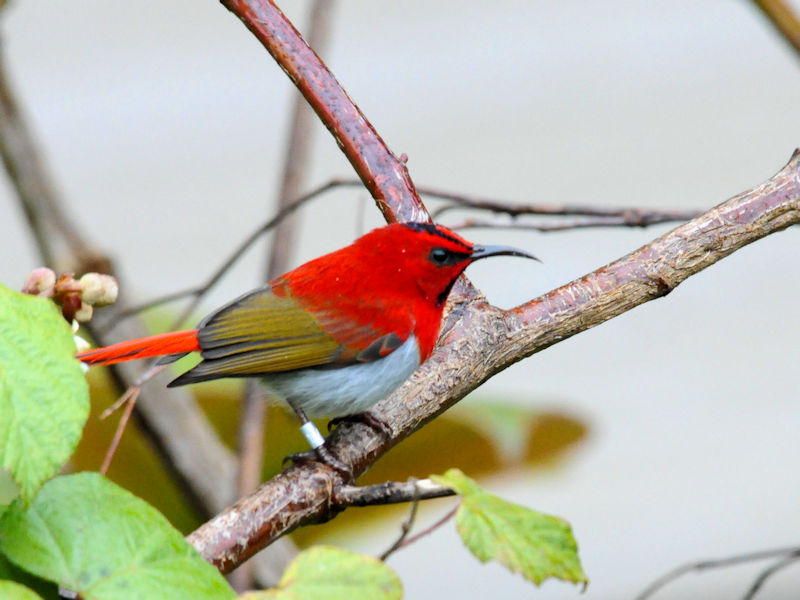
[
  {"left": 283, "top": 445, "right": 354, "bottom": 483},
  {"left": 327, "top": 411, "right": 393, "bottom": 438}
]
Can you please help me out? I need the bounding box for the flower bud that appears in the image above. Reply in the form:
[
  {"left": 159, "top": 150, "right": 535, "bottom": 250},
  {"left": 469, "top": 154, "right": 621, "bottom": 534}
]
[
  {"left": 22, "top": 267, "right": 56, "bottom": 297},
  {"left": 79, "top": 273, "right": 118, "bottom": 306}
]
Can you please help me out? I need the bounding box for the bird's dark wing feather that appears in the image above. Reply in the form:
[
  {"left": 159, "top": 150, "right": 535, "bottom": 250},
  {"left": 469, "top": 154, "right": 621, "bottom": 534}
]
[{"left": 168, "top": 286, "right": 404, "bottom": 386}]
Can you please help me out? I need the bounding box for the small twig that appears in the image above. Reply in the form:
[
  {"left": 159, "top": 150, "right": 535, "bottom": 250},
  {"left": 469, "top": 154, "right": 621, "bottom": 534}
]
[
  {"left": 334, "top": 478, "right": 455, "bottom": 507},
  {"left": 99, "top": 385, "right": 139, "bottom": 475},
  {"left": 98, "top": 362, "right": 169, "bottom": 473},
  {"left": 98, "top": 362, "right": 168, "bottom": 419},
  {"left": 389, "top": 504, "right": 459, "bottom": 555},
  {"left": 379, "top": 478, "right": 421, "bottom": 561},
  {"left": 448, "top": 214, "right": 693, "bottom": 233},
  {"left": 426, "top": 186, "right": 699, "bottom": 221},
  {"left": 634, "top": 546, "right": 800, "bottom": 600},
  {"left": 742, "top": 551, "right": 800, "bottom": 600}
]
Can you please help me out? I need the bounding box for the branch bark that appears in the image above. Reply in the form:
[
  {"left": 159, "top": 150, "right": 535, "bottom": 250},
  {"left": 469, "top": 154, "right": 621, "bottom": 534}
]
[
  {"left": 333, "top": 479, "right": 455, "bottom": 507},
  {"left": 188, "top": 151, "right": 800, "bottom": 574},
  {"left": 220, "top": 0, "right": 427, "bottom": 224},
  {"left": 752, "top": 0, "right": 800, "bottom": 59}
]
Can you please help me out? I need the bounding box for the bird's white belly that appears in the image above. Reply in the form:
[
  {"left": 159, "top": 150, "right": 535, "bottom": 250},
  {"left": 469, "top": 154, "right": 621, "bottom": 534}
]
[{"left": 262, "top": 334, "right": 422, "bottom": 418}]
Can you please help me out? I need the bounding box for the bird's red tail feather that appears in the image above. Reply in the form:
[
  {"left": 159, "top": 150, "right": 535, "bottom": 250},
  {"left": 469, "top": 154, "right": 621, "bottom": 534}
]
[{"left": 76, "top": 330, "right": 200, "bottom": 366}]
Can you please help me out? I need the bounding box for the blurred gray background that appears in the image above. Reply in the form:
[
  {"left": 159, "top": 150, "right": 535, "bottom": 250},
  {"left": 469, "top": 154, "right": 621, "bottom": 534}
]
[{"left": 1, "top": 1, "right": 799, "bottom": 598}]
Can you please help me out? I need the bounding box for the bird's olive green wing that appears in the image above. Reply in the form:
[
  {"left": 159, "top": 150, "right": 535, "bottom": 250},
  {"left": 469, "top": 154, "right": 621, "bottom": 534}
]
[{"left": 168, "top": 286, "right": 398, "bottom": 386}]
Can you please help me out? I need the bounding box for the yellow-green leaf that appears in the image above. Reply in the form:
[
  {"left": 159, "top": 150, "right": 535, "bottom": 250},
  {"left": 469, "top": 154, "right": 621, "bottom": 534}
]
[
  {"left": 242, "top": 546, "right": 402, "bottom": 600},
  {"left": 0, "top": 472, "right": 234, "bottom": 600},
  {"left": 432, "top": 469, "right": 587, "bottom": 587},
  {"left": 0, "top": 284, "right": 89, "bottom": 501}
]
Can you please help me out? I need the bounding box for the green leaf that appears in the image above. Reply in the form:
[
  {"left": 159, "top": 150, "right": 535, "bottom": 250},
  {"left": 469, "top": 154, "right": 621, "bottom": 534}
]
[
  {"left": 0, "top": 580, "right": 44, "bottom": 600},
  {"left": 0, "top": 472, "right": 234, "bottom": 600},
  {"left": 242, "top": 546, "right": 402, "bottom": 600},
  {"left": 432, "top": 469, "right": 587, "bottom": 587},
  {"left": 0, "top": 284, "right": 89, "bottom": 501}
]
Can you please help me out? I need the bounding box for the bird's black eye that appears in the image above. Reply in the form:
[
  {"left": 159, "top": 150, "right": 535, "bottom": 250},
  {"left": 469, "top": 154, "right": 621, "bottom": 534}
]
[{"left": 429, "top": 247, "right": 450, "bottom": 265}]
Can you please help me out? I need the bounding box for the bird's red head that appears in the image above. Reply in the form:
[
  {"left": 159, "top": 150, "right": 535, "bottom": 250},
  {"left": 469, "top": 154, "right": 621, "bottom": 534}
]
[
  {"left": 350, "top": 222, "right": 537, "bottom": 306},
  {"left": 350, "top": 223, "right": 477, "bottom": 305}
]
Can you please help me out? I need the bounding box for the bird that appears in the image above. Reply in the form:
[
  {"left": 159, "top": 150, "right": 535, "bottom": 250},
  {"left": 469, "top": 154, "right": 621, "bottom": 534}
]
[{"left": 77, "top": 222, "right": 537, "bottom": 470}]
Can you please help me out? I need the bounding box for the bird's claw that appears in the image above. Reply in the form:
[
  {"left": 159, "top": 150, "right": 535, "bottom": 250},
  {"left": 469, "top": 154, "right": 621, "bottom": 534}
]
[
  {"left": 283, "top": 445, "right": 354, "bottom": 483},
  {"left": 327, "top": 411, "right": 393, "bottom": 438}
]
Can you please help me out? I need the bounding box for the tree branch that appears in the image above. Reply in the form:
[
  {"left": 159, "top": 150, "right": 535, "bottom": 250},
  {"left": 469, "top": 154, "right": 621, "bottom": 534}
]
[
  {"left": 447, "top": 215, "right": 694, "bottom": 232},
  {"left": 188, "top": 151, "right": 800, "bottom": 574},
  {"left": 751, "top": 0, "right": 800, "bottom": 59},
  {"left": 743, "top": 552, "right": 800, "bottom": 599},
  {"left": 635, "top": 545, "right": 800, "bottom": 600},
  {"left": 333, "top": 479, "right": 455, "bottom": 507},
  {"left": 220, "top": 0, "right": 427, "bottom": 224}
]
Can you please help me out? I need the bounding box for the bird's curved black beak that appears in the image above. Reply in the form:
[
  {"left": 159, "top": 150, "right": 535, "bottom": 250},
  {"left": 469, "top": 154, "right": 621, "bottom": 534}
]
[{"left": 470, "top": 244, "right": 541, "bottom": 263}]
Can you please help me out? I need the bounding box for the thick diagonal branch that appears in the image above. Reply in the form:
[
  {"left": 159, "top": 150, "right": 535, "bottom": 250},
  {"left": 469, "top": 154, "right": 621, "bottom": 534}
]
[{"left": 188, "top": 151, "right": 800, "bottom": 574}]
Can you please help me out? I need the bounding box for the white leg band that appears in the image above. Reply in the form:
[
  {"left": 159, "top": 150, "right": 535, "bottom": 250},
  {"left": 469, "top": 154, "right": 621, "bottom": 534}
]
[{"left": 300, "top": 422, "right": 325, "bottom": 449}]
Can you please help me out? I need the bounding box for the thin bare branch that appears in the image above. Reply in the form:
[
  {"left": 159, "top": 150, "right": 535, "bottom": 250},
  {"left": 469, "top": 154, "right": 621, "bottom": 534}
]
[
  {"left": 743, "top": 551, "right": 800, "bottom": 599},
  {"left": 334, "top": 478, "right": 455, "bottom": 507},
  {"left": 428, "top": 188, "right": 697, "bottom": 222},
  {"left": 448, "top": 214, "right": 694, "bottom": 232},
  {"left": 379, "top": 481, "right": 421, "bottom": 562},
  {"left": 385, "top": 504, "right": 459, "bottom": 559},
  {"left": 634, "top": 546, "right": 800, "bottom": 600},
  {"left": 99, "top": 386, "right": 138, "bottom": 475}
]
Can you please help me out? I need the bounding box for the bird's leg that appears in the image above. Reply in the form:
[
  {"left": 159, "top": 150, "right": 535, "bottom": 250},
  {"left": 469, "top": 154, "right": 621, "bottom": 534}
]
[
  {"left": 327, "top": 411, "right": 393, "bottom": 438},
  {"left": 295, "top": 406, "right": 325, "bottom": 449},
  {"left": 285, "top": 406, "right": 354, "bottom": 481}
]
